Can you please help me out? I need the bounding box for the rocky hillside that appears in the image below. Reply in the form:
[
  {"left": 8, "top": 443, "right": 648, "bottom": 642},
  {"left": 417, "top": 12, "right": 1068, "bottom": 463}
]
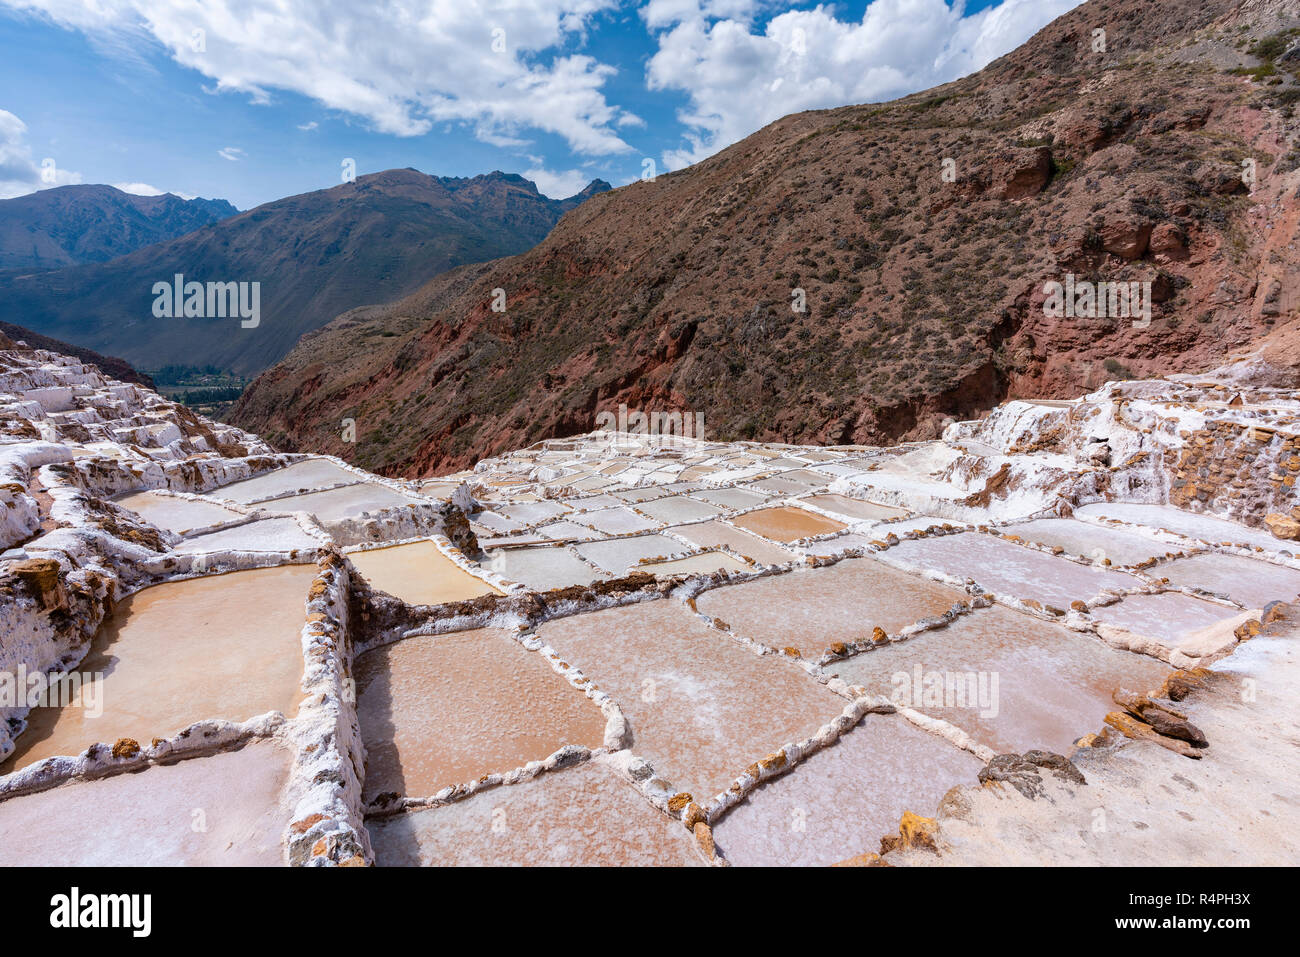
[
  {"left": 0, "top": 321, "right": 154, "bottom": 388},
  {"left": 231, "top": 0, "right": 1300, "bottom": 477},
  {"left": 0, "top": 185, "right": 237, "bottom": 271},
  {"left": 0, "top": 171, "right": 609, "bottom": 376}
]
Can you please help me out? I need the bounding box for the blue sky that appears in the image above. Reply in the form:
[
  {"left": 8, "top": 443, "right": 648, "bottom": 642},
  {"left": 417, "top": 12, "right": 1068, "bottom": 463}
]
[{"left": 0, "top": 0, "right": 1079, "bottom": 209}]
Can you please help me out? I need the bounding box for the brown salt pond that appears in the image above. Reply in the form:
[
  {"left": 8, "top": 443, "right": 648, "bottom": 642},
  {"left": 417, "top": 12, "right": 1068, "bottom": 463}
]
[
  {"left": 347, "top": 541, "right": 503, "bottom": 606},
  {"left": 0, "top": 742, "right": 293, "bottom": 866},
  {"left": 695, "top": 558, "right": 966, "bottom": 652},
  {"left": 1, "top": 565, "right": 314, "bottom": 774},
  {"left": 831, "top": 604, "right": 1170, "bottom": 754},
  {"left": 368, "top": 756, "right": 700, "bottom": 866},
  {"left": 711, "top": 715, "right": 983, "bottom": 866},
  {"left": 670, "top": 519, "right": 797, "bottom": 565},
  {"left": 732, "top": 505, "right": 846, "bottom": 542},
  {"left": 536, "top": 601, "right": 844, "bottom": 800},
  {"left": 355, "top": 628, "right": 607, "bottom": 801}
]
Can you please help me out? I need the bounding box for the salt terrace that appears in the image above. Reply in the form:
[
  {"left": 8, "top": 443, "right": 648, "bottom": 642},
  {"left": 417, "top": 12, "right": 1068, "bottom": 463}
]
[{"left": 2, "top": 337, "right": 1299, "bottom": 866}]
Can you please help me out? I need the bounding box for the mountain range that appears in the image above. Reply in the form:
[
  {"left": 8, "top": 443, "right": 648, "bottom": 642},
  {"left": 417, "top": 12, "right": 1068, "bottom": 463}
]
[
  {"left": 0, "top": 185, "right": 237, "bottom": 271},
  {"left": 0, "top": 171, "right": 609, "bottom": 376},
  {"left": 230, "top": 0, "right": 1300, "bottom": 476}
]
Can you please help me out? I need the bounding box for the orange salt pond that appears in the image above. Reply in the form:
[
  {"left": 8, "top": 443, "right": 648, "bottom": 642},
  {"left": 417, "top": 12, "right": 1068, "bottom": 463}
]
[
  {"left": 732, "top": 505, "right": 846, "bottom": 542},
  {"left": 355, "top": 628, "right": 607, "bottom": 801},
  {"left": 696, "top": 557, "right": 965, "bottom": 651},
  {"left": 711, "top": 715, "right": 982, "bottom": 866},
  {"left": 1, "top": 565, "right": 314, "bottom": 774},
  {"left": 0, "top": 742, "right": 293, "bottom": 866},
  {"left": 536, "top": 601, "right": 844, "bottom": 800},
  {"left": 831, "top": 604, "right": 1170, "bottom": 754},
  {"left": 368, "top": 756, "right": 701, "bottom": 866},
  {"left": 347, "top": 541, "right": 502, "bottom": 606}
]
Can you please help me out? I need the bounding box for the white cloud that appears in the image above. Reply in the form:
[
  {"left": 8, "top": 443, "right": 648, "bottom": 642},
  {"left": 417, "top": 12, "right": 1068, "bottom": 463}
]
[
  {"left": 297, "top": 121, "right": 319, "bottom": 131},
  {"left": 524, "top": 165, "right": 592, "bottom": 199},
  {"left": 4, "top": 0, "right": 638, "bottom": 156},
  {"left": 646, "top": 0, "right": 1083, "bottom": 170},
  {"left": 218, "top": 146, "right": 246, "bottom": 161},
  {"left": 112, "top": 181, "right": 164, "bottom": 195},
  {"left": 0, "top": 109, "right": 82, "bottom": 198}
]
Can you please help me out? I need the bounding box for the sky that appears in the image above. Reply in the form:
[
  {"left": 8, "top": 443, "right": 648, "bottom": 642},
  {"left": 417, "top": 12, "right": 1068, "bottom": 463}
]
[{"left": 0, "top": 0, "right": 1081, "bottom": 209}]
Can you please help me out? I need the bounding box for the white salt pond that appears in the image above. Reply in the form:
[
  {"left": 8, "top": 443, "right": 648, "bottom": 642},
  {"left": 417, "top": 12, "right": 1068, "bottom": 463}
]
[
  {"left": 689, "top": 487, "right": 771, "bottom": 510},
  {"left": 639, "top": 551, "right": 751, "bottom": 577},
  {"left": 174, "top": 517, "right": 320, "bottom": 554},
  {"left": 348, "top": 541, "right": 502, "bottom": 606},
  {"left": 711, "top": 716, "right": 983, "bottom": 866},
  {"left": 999, "top": 518, "right": 1172, "bottom": 566},
  {"left": 1, "top": 565, "right": 314, "bottom": 774},
  {"left": 572, "top": 506, "right": 661, "bottom": 535},
  {"left": 0, "top": 742, "right": 293, "bottom": 866},
  {"left": 496, "top": 501, "right": 571, "bottom": 525},
  {"left": 113, "top": 490, "right": 242, "bottom": 534},
  {"left": 487, "top": 545, "right": 609, "bottom": 591},
  {"left": 634, "top": 495, "right": 724, "bottom": 525},
  {"left": 537, "top": 520, "right": 605, "bottom": 542},
  {"left": 1090, "top": 593, "right": 1246, "bottom": 648},
  {"left": 802, "top": 494, "right": 910, "bottom": 521},
  {"left": 576, "top": 534, "right": 691, "bottom": 574},
  {"left": 355, "top": 629, "right": 607, "bottom": 801},
  {"left": 831, "top": 604, "right": 1171, "bottom": 754},
  {"left": 696, "top": 558, "right": 966, "bottom": 652},
  {"left": 1076, "top": 503, "right": 1288, "bottom": 551},
  {"left": 368, "top": 757, "right": 701, "bottom": 866},
  {"left": 1156, "top": 554, "right": 1300, "bottom": 608},
  {"left": 883, "top": 534, "right": 1140, "bottom": 608},
  {"left": 257, "top": 482, "right": 424, "bottom": 521},
  {"left": 214, "top": 458, "right": 362, "bottom": 503},
  {"left": 536, "top": 600, "right": 845, "bottom": 800}
]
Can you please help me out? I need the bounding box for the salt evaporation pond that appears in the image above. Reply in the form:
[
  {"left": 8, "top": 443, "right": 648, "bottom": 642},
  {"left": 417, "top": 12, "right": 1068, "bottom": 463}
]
[
  {"left": 1155, "top": 553, "right": 1300, "bottom": 608},
  {"left": 802, "top": 494, "right": 910, "bottom": 521},
  {"left": 257, "top": 482, "right": 423, "bottom": 520},
  {"left": 537, "top": 520, "right": 604, "bottom": 542},
  {"left": 998, "top": 518, "right": 1171, "bottom": 566},
  {"left": 488, "top": 545, "right": 608, "bottom": 591},
  {"left": 0, "top": 742, "right": 293, "bottom": 866},
  {"left": 831, "top": 604, "right": 1170, "bottom": 754},
  {"left": 174, "top": 517, "right": 320, "bottom": 553},
  {"left": 113, "top": 490, "right": 242, "bottom": 533},
  {"left": 348, "top": 541, "right": 502, "bottom": 606},
  {"left": 496, "top": 500, "right": 571, "bottom": 525},
  {"left": 572, "top": 506, "right": 661, "bottom": 535},
  {"left": 1, "top": 565, "right": 313, "bottom": 773},
  {"left": 1075, "top": 503, "right": 1287, "bottom": 551},
  {"left": 355, "top": 628, "right": 607, "bottom": 801},
  {"left": 669, "top": 520, "right": 796, "bottom": 565},
  {"left": 214, "top": 458, "right": 361, "bottom": 503},
  {"left": 638, "top": 551, "right": 751, "bottom": 577},
  {"left": 1091, "top": 593, "right": 1245, "bottom": 648},
  {"left": 576, "top": 534, "right": 691, "bottom": 574},
  {"left": 711, "top": 716, "right": 983, "bottom": 866},
  {"left": 732, "top": 506, "right": 847, "bottom": 542},
  {"left": 537, "top": 601, "right": 844, "bottom": 800},
  {"left": 883, "top": 534, "right": 1140, "bottom": 607},
  {"left": 634, "top": 495, "right": 724, "bottom": 524},
  {"left": 368, "top": 758, "right": 701, "bottom": 866},
  {"left": 689, "top": 487, "right": 771, "bottom": 510},
  {"left": 696, "top": 558, "right": 966, "bottom": 652}
]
